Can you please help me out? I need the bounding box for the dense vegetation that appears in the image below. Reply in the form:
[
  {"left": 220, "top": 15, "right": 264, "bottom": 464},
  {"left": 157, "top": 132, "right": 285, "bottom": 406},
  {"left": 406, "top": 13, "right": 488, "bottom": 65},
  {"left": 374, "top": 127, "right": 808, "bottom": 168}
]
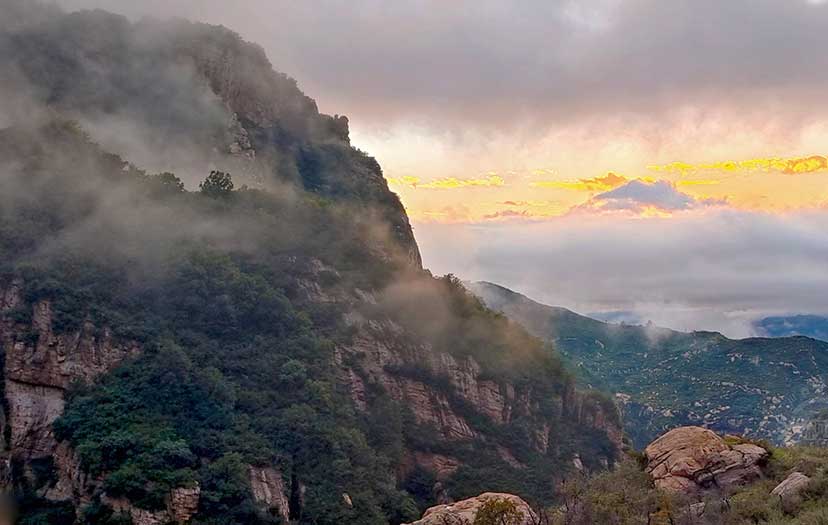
[
  {"left": 469, "top": 282, "right": 828, "bottom": 448},
  {"left": 0, "top": 120, "right": 617, "bottom": 524},
  {"left": 1, "top": 121, "right": 414, "bottom": 524}
]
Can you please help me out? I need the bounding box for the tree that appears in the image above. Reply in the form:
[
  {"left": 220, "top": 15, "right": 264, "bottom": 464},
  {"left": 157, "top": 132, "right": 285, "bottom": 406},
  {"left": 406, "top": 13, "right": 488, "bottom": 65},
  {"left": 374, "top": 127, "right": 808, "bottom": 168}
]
[
  {"left": 200, "top": 170, "right": 234, "bottom": 198},
  {"left": 474, "top": 499, "right": 524, "bottom": 525}
]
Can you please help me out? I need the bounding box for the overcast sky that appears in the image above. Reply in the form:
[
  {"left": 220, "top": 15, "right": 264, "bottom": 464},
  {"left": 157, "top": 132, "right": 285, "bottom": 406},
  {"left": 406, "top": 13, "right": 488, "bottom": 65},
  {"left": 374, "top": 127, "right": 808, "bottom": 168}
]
[{"left": 51, "top": 0, "right": 828, "bottom": 335}]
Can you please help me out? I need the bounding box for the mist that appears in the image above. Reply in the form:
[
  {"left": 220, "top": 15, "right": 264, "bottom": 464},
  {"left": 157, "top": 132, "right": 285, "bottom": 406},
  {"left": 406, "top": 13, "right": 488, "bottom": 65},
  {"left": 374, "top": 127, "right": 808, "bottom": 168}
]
[{"left": 415, "top": 209, "right": 828, "bottom": 337}]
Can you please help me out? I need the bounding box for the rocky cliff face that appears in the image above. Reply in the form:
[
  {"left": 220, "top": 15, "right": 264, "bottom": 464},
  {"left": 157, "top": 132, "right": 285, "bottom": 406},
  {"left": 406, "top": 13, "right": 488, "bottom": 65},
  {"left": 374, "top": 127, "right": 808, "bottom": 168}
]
[
  {"left": 334, "top": 291, "right": 623, "bottom": 483},
  {"left": 0, "top": 280, "right": 138, "bottom": 475},
  {"left": 0, "top": 280, "right": 205, "bottom": 522}
]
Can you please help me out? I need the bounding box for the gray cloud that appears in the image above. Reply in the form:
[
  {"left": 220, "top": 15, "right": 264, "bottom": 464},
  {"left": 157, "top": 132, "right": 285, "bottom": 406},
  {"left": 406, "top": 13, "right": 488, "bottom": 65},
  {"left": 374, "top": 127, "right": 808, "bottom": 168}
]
[
  {"left": 579, "top": 180, "right": 723, "bottom": 212},
  {"left": 414, "top": 209, "right": 828, "bottom": 337},
  {"left": 50, "top": 0, "right": 828, "bottom": 130}
]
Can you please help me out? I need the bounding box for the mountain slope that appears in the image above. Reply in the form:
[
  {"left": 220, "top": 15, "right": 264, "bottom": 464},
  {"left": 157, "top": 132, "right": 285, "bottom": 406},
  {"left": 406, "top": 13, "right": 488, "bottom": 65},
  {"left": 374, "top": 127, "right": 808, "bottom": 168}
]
[
  {"left": 467, "top": 281, "right": 828, "bottom": 449},
  {"left": 0, "top": 4, "right": 622, "bottom": 524}
]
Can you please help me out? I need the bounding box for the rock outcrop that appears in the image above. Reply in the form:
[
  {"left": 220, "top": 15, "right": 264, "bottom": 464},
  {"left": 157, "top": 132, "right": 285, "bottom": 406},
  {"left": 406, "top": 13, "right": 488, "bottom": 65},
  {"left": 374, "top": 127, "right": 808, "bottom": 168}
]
[
  {"left": 335, "top": 315, "right": 622, "bottom": 456},
  {"left": 0, "top": 281, "right": 201, "bottom": 519},
  {"left": 645, "top": 427, "right": 769, "bottom": 496},
  {"left": 102, "top": 485, "right": 200, "bottom": 525},
  {"left": 404, "top": 493, "right": 537, "bottom": 525},
  {"left": 248, "top": 465, "right": 291, "bottom": 522},
  {"left": 771, "top": 471, "right": 811, "bottom": 503},
  {"left": 0, "top": 283, "right": 140, "bottom": 469}
]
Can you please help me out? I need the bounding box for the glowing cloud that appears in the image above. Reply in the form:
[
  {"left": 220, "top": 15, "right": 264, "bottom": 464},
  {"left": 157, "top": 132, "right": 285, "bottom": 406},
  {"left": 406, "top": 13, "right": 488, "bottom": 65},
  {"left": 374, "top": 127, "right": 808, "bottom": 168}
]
[
  {"left": 675, "top": 179, "right": 721, "bottom": 187},
  {"left": 387, "top": 174, "right": 505, "bottom": 189},
  {"left": 530, "top": 172, "right": 629, "bottom": 192},
  {"left": 649, "top": 155, "right": 828, "bottom": 175},
  {"left": 385, "top": 175, "right": 421, "bottom": 187}
]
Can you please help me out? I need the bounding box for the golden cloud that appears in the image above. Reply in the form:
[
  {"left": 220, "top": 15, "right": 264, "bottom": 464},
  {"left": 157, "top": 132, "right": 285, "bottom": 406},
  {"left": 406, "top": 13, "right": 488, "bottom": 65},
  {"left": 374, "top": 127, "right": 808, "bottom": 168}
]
[
  {"left": 530, "top": 172, "right": 629, "bottom": 192},
  {"left": 675, "top": 179, "right": 721, "bottom": 187},
  {"left": 386, "top": 175, "right": 505, "bottom": 189},
  {"left": 648, "top": 155, "right": 828, "bottom": 175}
]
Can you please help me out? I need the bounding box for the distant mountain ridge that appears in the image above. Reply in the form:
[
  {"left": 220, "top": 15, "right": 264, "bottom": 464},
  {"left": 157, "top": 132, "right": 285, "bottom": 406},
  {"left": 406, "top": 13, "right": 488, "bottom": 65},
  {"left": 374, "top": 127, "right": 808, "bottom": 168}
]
[
  {"left": 467, "top": 281, "right": 828, "bottom": 448},
  {"left": 755, "top": 315, "right": 828, "bottom": 342}
]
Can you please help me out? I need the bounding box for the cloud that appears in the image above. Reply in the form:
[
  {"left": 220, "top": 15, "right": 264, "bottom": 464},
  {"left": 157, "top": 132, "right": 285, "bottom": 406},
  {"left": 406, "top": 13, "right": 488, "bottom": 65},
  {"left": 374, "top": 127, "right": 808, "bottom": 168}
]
[
  {"left": 414, "top": 209, "right": 828, "bottom": 337},
  {"left": 388, "top": 174, "right": 504, "bottom": 189},
  {"left": 482, "top": 210, "right": 531, "bottom": 220},
  {"left": 649, "top": 155, "right": 828, "bottom": 175},
  {"left": 50, "top": 0, "right": 828, "bottom": 133},
  {"left": 575, "top": 180, "right": 725, "bottom": 214},
  {"left": 530, "top": 172, "right": 628, "bottom": 192},
  {"left": 675, "top": 179, "right": 721, "bottom": 187}
]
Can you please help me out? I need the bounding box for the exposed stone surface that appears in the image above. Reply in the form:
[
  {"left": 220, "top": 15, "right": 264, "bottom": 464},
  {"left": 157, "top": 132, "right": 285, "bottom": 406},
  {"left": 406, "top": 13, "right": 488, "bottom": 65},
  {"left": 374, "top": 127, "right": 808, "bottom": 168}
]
[
  {"left": 249, "top": 465, "right": 291, "bottom": 522},
  {"left": 0, "top": 282, "right": 146, "bottom": 512},
  {"left": 411, "top": 452, "right": 462, "bottom": 481},
  {"left": 403, "top": 492, "right": 537, "bottom": 525},
  {"left": 332, "top": 308, "right": 623, "bottom": 488},
  {"left": 1, "top": 288, "right": 140, "bottom": 466},
  {"left": 771, "top": 471, "right": 811, "bottom": 503},
  {"left": 41, "top": 442, "right": 94, "bottom": 504},
  {"left": 645, "top": 427, "right": 769, "bottom": 495},
  {"left": 103, "top": 485, "right": 200, "bottom": 525}
]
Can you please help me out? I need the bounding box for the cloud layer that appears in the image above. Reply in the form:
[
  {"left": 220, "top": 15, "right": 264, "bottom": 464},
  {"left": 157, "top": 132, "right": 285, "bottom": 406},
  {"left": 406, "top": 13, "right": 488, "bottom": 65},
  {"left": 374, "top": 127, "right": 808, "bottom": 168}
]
[
  {"left": 415, "top": 209, "right": 828, "bottom": 337},
  {"left": 51, "top": 0, "right": 828, "bottom": 131}
]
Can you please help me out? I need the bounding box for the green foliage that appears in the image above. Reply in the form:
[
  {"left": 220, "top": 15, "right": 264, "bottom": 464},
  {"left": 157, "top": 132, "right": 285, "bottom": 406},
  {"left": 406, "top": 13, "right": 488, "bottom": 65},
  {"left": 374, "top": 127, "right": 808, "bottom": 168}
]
[
  {"left": 473, "top": 499, "right": 524, "bottom": 525},
  {"left": 200, "top": 171, "right": 235, "bottom": 199}
]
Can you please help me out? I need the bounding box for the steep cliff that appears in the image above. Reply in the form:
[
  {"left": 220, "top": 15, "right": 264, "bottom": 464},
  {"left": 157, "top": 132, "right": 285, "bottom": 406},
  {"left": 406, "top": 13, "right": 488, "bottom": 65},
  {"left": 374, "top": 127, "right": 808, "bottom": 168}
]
[{"left": 0, "top": 4, "right": 622, "bottom": 524}]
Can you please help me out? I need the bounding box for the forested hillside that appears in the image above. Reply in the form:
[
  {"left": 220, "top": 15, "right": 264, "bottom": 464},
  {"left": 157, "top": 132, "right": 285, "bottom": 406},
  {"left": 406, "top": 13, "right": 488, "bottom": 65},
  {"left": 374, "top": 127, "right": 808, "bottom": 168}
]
[
  {"left": 468, "top": 281, "right": 828, "bottom": 448},
  {"left": 0, "top": 3, "right": 622, "bottom": 524}
]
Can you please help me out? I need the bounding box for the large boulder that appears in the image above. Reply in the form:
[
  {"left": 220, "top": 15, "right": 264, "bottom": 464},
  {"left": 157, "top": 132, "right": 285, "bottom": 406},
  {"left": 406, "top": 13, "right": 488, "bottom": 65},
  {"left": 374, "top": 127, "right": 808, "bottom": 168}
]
[
  {"left": 771, "top": 472, "right": 811, "bottom": 503},
  {"left": 404, "top": 493, "right": 537, "bottom": 525},
  {"left": 644, "top": 426, "right": 768, "bottom": 496}
]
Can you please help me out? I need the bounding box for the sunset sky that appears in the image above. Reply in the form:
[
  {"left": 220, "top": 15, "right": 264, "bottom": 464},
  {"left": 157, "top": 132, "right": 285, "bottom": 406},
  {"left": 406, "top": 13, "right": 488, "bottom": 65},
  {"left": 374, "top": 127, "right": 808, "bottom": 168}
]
[{"left": 55, "top": 0, "right": 828, "bottom": 335}]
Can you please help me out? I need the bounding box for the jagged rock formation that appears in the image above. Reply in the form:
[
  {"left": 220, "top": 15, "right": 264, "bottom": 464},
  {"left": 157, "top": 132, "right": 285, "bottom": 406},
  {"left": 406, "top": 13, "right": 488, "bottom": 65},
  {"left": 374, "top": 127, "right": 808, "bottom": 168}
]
[
  {"left": 644, "top": 426, "right": 768, "bottom": 496},
  {"left": 404, "top": 493, "right": 537, "bottom": 525}
]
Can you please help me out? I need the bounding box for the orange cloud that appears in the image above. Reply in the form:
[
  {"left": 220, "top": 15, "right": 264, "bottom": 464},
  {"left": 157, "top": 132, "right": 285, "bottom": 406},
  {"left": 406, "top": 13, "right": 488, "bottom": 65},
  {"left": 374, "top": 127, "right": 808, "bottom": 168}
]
[
  {"left": 648, "top": 155, "right": 828, "bottom": 175},
  {"left": 675, "top": 179, "right": 721, "bottom": 187},
  {"left": 530, "top": 172, "right": 629, "bottom": 192},
  {"left": 387, "top": 174, "right": 505, "bottom": 189}
]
